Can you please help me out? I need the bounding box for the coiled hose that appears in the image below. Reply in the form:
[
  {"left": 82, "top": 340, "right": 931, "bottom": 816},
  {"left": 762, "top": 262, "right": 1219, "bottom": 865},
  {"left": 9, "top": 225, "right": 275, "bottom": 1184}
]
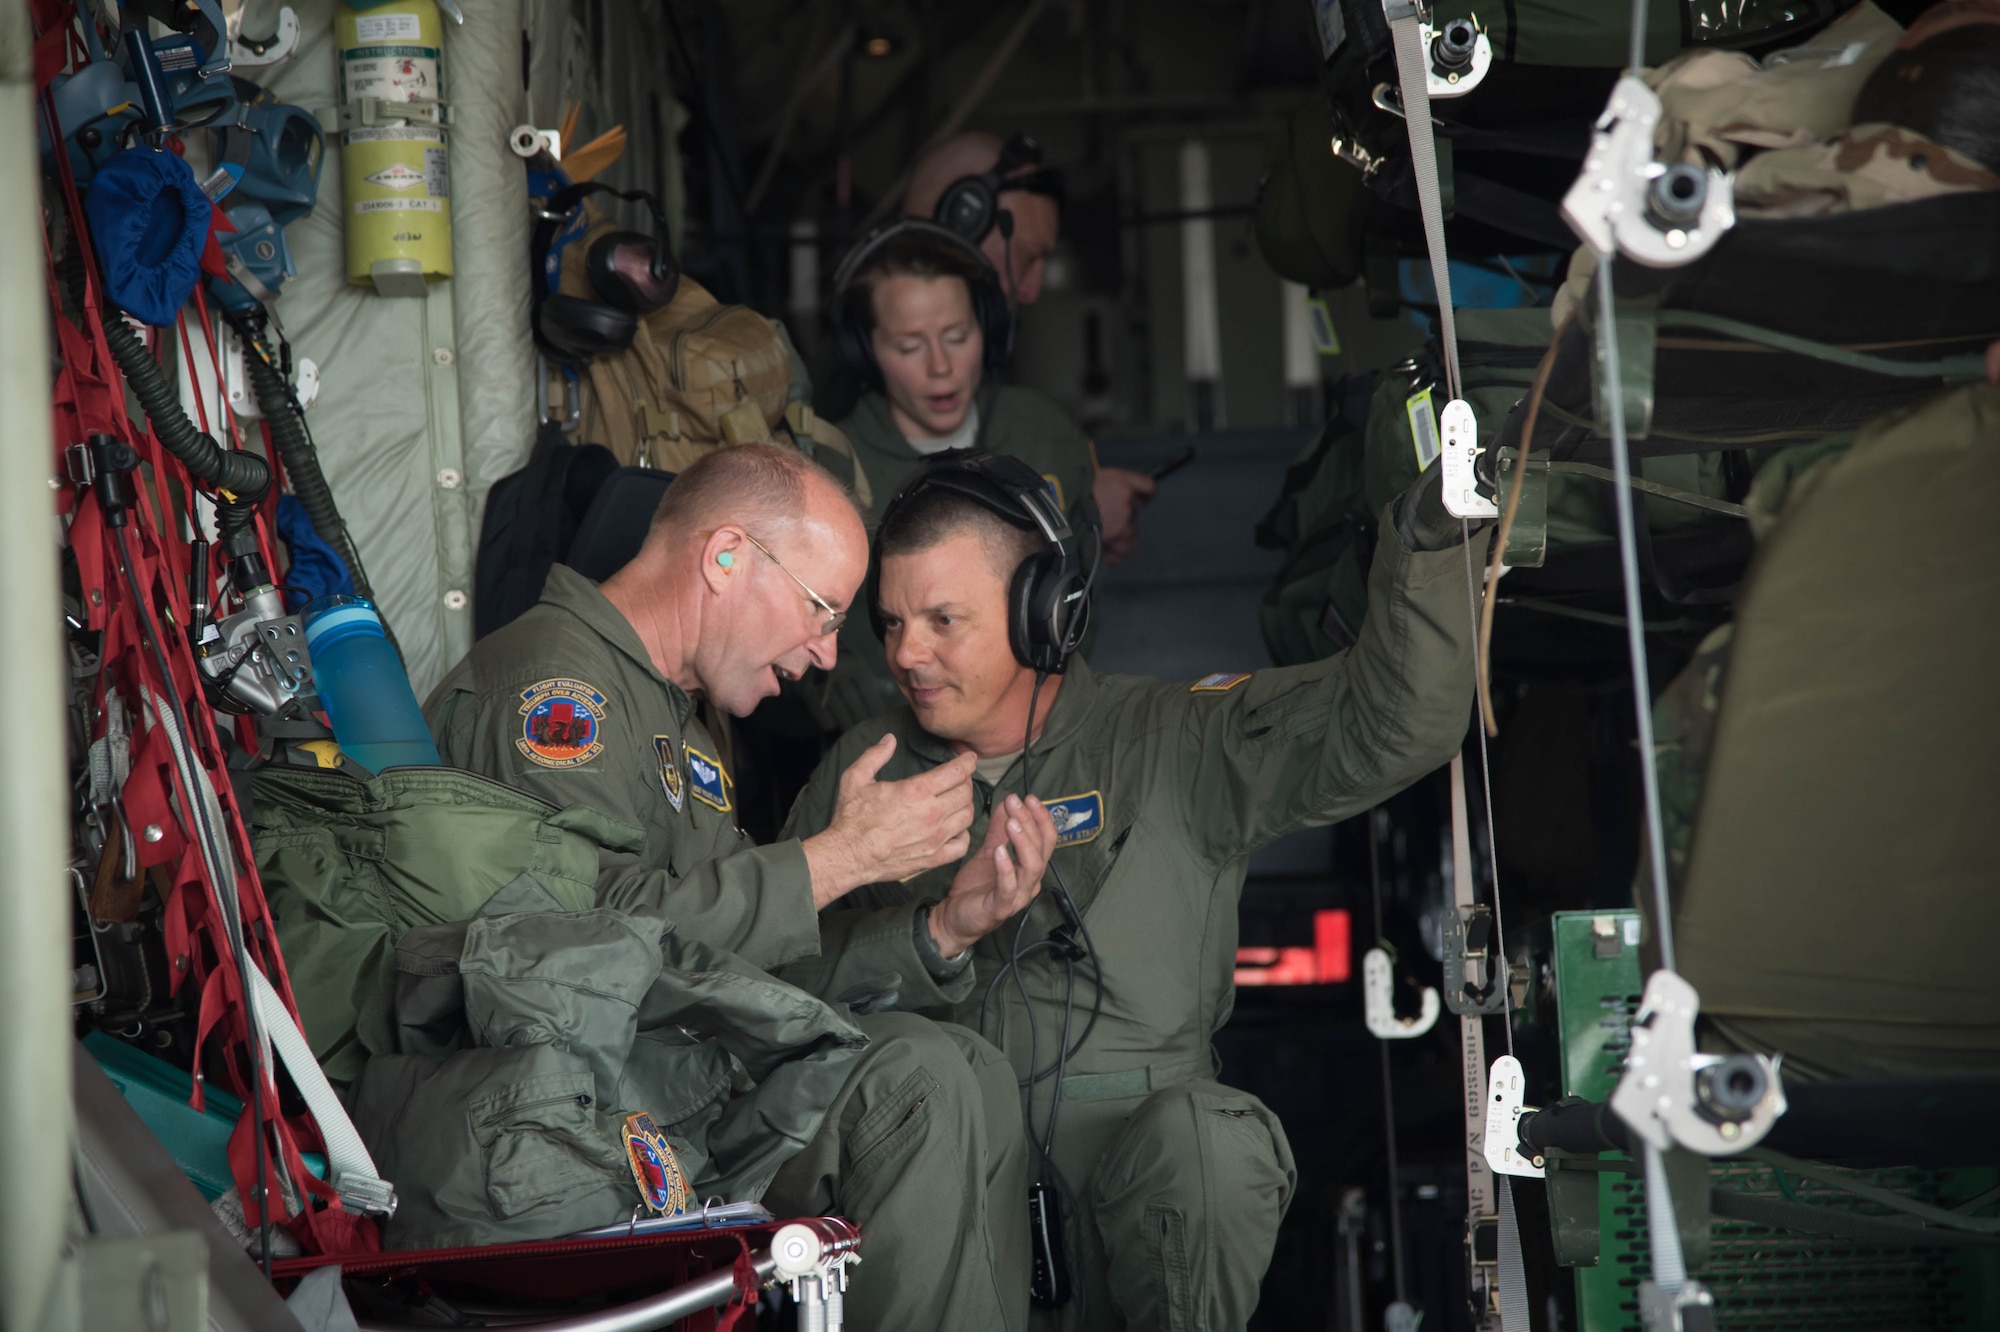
[
  {"left": 229, "top": 319, "right": 377, "bottom": 604},
  {"left": 88, "top": 282, "right": 271, "bottom": 547}
]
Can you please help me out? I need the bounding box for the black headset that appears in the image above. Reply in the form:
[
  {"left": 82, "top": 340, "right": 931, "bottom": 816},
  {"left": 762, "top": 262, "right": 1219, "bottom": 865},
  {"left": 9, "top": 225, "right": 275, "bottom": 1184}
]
[
  {"left": 530, "top": 182, "right": 679, "bottom": 363},
  {"left": 869, "top": 452, "right": 1095, "bottom": 676},
  {"left": 828, "top": 219, "right": 1014, "bottom": 386},
  {"left": 932, "top": 132, "right": 1065, "bottom": 246}
]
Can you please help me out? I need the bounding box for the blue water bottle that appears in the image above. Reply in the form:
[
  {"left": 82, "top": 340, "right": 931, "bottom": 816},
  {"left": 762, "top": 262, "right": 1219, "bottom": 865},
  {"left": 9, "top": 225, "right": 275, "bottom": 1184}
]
[{"left": 301, "top": 595, "right": 441, "bottom": 773}]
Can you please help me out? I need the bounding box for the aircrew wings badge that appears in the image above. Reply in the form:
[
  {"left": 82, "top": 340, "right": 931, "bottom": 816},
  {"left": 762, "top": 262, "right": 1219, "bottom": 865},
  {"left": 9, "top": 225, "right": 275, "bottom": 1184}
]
[
  {"left": 655, "top": 736, "right": 684, "bottom": 812},
  {"left": 620, "top": 1112, "right": 691, "bottom": 1217},
  {"left": 1044, "top": 791, "right": 1103, "bottom": 847},
  {"left": 1190, "top": 672, "right": 1252, "bottom": 693},
  {"left": 517, "top": 679, "right": 608, "bottom": 768},
  {"left": 685, "top": 745, "right": 731, "bottom": 812}
]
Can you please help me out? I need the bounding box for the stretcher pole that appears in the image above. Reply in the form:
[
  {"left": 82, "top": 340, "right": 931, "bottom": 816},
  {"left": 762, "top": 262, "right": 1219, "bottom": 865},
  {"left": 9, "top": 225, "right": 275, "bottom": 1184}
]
[{"left": 0, "top": 2, "right": 84, "bottom": 1327}]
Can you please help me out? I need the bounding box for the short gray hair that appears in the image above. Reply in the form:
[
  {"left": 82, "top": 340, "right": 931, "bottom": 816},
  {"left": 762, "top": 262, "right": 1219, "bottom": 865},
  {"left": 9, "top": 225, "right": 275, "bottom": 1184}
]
[{"left": 647, "top": 442, "right": 854, "bottom": 541}]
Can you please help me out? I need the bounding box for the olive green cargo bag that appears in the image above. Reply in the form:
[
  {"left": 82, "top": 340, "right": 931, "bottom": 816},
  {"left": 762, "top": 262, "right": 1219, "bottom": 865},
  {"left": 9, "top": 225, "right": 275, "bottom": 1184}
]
[
  {"left": 252, "top": 765, "right": 645, "bottom": 1084},
  {"left": 351, "top": 876, "right": 870, "bottom": 1249}
]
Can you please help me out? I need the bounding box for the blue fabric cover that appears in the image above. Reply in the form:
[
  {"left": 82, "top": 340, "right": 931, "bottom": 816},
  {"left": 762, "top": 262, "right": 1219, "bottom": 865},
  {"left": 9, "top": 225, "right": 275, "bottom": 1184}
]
[
  {"left": 84, "top": 148, "right": 212, "bottom": 328},
  {"left": 277, "top": 495, "right": 355, "bottom": 610}
]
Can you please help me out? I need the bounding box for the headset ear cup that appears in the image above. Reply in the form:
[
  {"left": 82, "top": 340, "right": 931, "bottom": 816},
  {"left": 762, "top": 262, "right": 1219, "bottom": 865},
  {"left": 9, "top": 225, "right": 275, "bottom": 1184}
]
[
  {"left": 1011, "top": 549, "right": 1077, "bottom": 674},
  {"left": 975, "top": 277, "right": 1014, "bottom": 369},
  {"left": 830, "top": 291, "right": 881, "bottom": 388},
  {"left": 935, "top": 177, "right": 997, "bottom": 244},
  {"left": 536, "top": 292, "right": 638, "bottom": 363},
  {"left": 587, "top": 229, "right": 679, "bottom": 315},
  {"left": 1008, "top": 554, "right": 1048, "bottom": 672}
]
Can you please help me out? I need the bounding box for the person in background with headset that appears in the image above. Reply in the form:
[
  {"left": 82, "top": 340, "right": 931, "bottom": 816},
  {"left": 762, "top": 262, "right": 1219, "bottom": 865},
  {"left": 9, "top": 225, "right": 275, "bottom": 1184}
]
[
  {"left": 904, "top": 132, "right": 1160, "bottom": 565},
  {"left": 427, "top": 443, "right": 1045, "bottom": 1332},
  {"left": 779, "top": 452, "right": 1490, "bottom": 1331}
]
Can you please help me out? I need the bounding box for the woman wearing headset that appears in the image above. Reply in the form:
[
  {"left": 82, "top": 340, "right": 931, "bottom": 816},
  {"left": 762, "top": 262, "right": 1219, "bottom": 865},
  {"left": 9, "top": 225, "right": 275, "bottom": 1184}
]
[{"left": 822, "top": 222, "right": 1117, "bottom": 731}]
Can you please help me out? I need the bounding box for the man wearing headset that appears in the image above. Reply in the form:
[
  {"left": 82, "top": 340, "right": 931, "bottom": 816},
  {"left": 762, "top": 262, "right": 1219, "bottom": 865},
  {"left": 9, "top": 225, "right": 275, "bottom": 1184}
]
[
  {"left": 426, "top": 443, "right": 1050, "bottom": 1330},
  {"left": 780, "top": 452, "right": 1488, "bottom": 1330}
]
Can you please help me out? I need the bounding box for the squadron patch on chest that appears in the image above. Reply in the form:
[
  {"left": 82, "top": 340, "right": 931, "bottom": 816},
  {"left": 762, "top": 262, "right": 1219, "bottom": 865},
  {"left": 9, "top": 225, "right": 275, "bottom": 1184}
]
[
  {"left": 516, "top": 678, "right": 607, "bottom": 768},
  {"left": 684, "top": 745, "right": 732, "bottom": 812},
  {"left": 1044, "top": 791, "right": 1103, "bottom": 847},
  {"left": 654, "top": 736, "right": 684, "bottom": 811},
  {"left": 1190, "top": 671, "right": 1252, "bottom": 693}
]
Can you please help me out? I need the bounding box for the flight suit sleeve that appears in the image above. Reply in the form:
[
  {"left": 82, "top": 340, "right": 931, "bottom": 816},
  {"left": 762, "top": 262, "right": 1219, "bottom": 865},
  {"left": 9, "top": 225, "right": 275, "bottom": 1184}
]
[
  {"left": 770, "top": 737, "right": 977, "bottom": 1012},
  {"left": 426, "top": 676, "right": 821, "bottom": 970},
  {"left": 1176, "top": 487, "right": 1487, "bottom": 861}
]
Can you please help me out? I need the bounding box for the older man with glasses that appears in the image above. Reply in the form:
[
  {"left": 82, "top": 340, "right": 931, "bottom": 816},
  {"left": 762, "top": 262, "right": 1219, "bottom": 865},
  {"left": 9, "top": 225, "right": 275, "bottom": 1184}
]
[{"left": 423, "top": 442, "right": 1051, "bottom": 1330}]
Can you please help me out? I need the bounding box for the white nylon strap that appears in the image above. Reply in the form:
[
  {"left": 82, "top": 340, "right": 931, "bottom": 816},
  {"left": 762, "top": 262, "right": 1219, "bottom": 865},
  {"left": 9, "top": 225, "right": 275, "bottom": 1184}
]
[
  {"left": 250, "top": 966, "right": 397, "bottom": 1217},
  {"left": 1385, "top": 1, "right": 1463, "bottom": 399},
  {"left": 1496, "top": 1178, "right": 1534, "bottom": 1331}
]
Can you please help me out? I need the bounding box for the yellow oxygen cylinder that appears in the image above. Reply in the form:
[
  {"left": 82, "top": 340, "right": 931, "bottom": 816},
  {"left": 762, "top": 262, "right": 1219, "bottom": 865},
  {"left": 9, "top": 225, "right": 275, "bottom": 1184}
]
[{"left": 336, "top": 0, "right": 452, "bottom": 296}]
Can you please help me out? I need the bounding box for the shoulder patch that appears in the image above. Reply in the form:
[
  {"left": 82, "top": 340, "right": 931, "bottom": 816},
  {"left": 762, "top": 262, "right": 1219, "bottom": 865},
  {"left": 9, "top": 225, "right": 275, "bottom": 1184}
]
[
  {"left": 1190, "top": 672, "right": 1252, "bottom": 693},
  {"left": 685, "top": 745, "right": 732, "bottom": 812},
  {"left": 517, "top": 678, "right": 608, "bottom": 768},
  {"left": 620, "top": 1112, "right": 690, "bottom": 1217},
  {"left": 1044, "top": 791, "right": 1103, "bottom": 848},
  {"left": 654, "top": 736, "right": 684, "bottom": 812},
  {"left": 1042, "top": 474, "right": 1066, "bottom": 510}
]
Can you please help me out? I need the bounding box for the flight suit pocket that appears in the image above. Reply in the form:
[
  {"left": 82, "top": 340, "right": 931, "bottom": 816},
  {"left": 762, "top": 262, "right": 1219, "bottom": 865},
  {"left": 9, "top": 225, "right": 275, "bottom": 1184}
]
[
  {"left": 849, "top": 1066, "right": 939, "bottom": 1169},
  {"left": 1143, "top": 1201, "right": 1194, "bottom": 1332},
  {"left": 469, "top": 1069, "right": 619, "bottom": 1220}
]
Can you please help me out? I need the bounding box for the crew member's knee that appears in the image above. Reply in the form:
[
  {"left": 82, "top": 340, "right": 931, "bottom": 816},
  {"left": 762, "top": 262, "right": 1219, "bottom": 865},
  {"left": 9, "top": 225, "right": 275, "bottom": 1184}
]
[{"left": 1090, "top": 1081, "right": 1297, "bottom": 1330}]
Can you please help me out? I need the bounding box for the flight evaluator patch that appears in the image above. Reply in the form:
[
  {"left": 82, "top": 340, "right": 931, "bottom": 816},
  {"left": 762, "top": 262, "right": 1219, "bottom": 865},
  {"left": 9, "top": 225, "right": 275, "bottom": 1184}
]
[
  {"left": 1045, "top": 791, "right": 1103, "bottom": 847},
  {"left": 517, "top": 678, "right": 607, "bottom": 768},
  {"left": 620, "top": 1112, "right": 690, "bottom": 1217},
  {"left": 1190, "top": 672, "right": 1251, "bottom": 692},
  {"left": 685, "top": 746, "right": 731, "bottom": 812},
  {"left": 655, "top": 736, "right": 684, "bottom": 811}
]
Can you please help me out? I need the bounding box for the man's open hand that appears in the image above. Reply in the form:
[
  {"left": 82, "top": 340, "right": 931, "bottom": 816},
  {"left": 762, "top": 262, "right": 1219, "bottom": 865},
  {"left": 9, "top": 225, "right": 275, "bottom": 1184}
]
[
  {"left": 929, "top": 793, "right": 1060, "bottom": 957},
  {"left": 802, "top": 736, "right": 978, "bottom": 907}
]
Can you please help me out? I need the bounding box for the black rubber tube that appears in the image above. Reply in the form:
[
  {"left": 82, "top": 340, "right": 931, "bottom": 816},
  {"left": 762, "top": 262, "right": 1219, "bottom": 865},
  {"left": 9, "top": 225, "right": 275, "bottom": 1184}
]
[
  {"left": 1517, "top": 1097, "right": 1633, "bottom": 1156},
  {"left": 98, "top": 306, "right": 270, "bottom": 543},
  {"left": 233, "top": 328, "right": 376, "bottom": 603}
]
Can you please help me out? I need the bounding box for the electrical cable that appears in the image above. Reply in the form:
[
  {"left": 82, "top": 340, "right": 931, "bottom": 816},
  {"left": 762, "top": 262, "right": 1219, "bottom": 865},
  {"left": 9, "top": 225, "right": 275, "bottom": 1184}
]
[
  {"left": 1368, "top": 810, "right": 1410, "bottom": 1308},
  {"left": 219, "top": 306, "right": 381, "bottom": 610},
  {"left": 110, "top": 522, "right": 275, "bottom": 1275},
  {"left": 1594, "top": 258, "right": 1677, "bottom": 973}
]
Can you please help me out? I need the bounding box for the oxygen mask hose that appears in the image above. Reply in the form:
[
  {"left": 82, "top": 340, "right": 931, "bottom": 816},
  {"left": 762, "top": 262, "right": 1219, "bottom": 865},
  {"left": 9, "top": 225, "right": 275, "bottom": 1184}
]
[
  {"left": 225, "top": 310, "right": 378, "bottom": 607},
  {"left": 64, "top": 253, "right": 271, "bottom": 543}
]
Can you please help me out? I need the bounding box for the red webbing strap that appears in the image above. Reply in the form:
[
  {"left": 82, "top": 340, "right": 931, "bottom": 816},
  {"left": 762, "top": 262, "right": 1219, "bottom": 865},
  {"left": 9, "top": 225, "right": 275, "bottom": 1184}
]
[
  {"left": 40, "top": 0, "right": 372, "bottom": 1256},
  {"left": 712, "top": 1239, "right": 763, "bottom": 1332}
]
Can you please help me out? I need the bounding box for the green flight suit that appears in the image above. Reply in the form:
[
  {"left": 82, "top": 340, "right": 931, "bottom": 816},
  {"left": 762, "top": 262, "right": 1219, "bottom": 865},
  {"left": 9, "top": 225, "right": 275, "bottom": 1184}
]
[
  {"left": 782, "top": 490, "right": 1486, "bottom": 1330},
  {"left": 423, "top": 565, "right": 1031, "bottom": 1331},
  {"left": 823, "top": 383, "right": 1100, "bottom": 731}
]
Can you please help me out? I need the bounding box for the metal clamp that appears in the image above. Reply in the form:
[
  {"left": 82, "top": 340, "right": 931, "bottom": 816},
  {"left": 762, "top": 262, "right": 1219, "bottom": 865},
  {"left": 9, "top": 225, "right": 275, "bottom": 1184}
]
[
  {"left": 1639, "top": 1277, "right": 1717, "bottom": 1332},
  {"left": 1482, "top": 1055, "right": 1544, "bottom": 1178},
  {"left": 1442, "top": 904, "right": 1507, "bottom": 1015},
  {"left": 335, "top": 96, "right": 452, "bottom": 134},
  {"left": 1363, "top": 946, "right": 1441, "bottom": 1039},
  {"left": 229, "top": 6, "right": 301, "bottom": 67},
  {"left": 510, "top": 123, "right": 562, "bottom": 159},
  {"left": 1422, "top": 16, "right": 1491, "bottom": 98},
  {"left": 1561, "top": 76, "right": 1734, "bottom": 269},
  {"left": 1439, "top": 398, "right": 1498, "bottom": 519},
  {"left": 1611, "top": 969, "right": 1785, "bottom": 1157},
  {"left": 771, "top": 1219, "right": 864, "bottom": 1332}
]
